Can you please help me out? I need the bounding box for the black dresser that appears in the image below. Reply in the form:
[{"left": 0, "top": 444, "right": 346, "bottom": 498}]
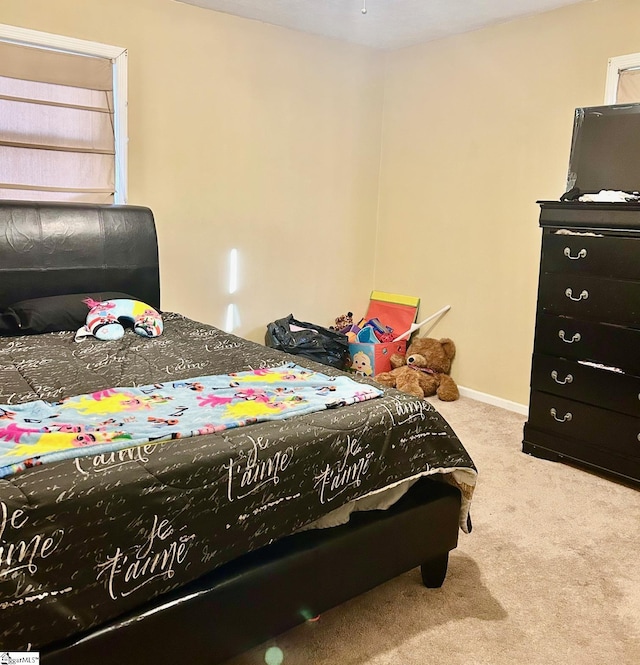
[{"left": 523, "top": 201, "right": 640, "bottom": 484}]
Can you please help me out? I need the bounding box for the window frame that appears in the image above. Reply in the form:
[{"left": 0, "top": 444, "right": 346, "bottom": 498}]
[
  {"left": 0, "top": 23, "right": 128, "bottom": 203},
  {"left": 605, "top": 52, "right": 640, "bottom": 105}
]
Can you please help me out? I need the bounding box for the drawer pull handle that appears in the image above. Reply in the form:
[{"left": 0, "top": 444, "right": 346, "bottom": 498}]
[
  {"left": 563, "top": 247, "right": 587, "bottom": 260},
  {"left": 550, "top": 408, "right": 572, "bottom": 423},
  {"left": 558, "top": 330, "right": 581, "bottom": 343},
  {"left": 565, "top": 288, "right": 589, "bottom": 302},
  {"left": 551, "top": 370, "right": 573, "bottom": 385}
]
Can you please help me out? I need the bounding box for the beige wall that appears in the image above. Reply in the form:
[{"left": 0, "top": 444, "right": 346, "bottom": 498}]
[
  {"left": 375, "top": 0, "right": 640, "bottom": 405},
  {"left": 0, "top": 0, "right": 384, "bottom": 340},
  {"left": 2, "top": 0, "right": 639, "bottom": 405}
]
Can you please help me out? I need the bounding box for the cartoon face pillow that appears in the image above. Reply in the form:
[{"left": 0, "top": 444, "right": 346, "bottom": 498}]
[{"left": 75, "top": 298, "right": 163, "bottom": 341}]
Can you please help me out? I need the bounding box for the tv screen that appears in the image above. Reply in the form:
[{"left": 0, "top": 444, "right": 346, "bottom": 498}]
[{"left": 567, "top": 103, "right": 640, "bottom": 194}]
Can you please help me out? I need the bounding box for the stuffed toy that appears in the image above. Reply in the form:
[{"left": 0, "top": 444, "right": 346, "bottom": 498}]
[
  {"left": 75, "top": 298, "right": 163, "bottom": 341},
  {"left": 375, "top": 337, "right": 459, "bottom": 401},
  {"left": 331, "top": 312, "right": 353, "bottom": 331}
]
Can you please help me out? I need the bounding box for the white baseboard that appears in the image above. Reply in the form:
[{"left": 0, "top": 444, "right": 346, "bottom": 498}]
[{"left": 458, "top": 385, "right": 529, "bottom": 415}]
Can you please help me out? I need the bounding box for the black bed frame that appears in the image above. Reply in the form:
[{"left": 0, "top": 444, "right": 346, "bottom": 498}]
[{"left": 0, "top": 202, "right": 462, "bottom": 665}]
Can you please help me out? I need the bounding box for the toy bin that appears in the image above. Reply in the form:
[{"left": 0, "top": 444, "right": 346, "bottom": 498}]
[
  {"left": 347, "top": 291, "right": 419, "bottom": 376},
  {"left": 349, "top": 339, "right": 407, "bottom": 376}
]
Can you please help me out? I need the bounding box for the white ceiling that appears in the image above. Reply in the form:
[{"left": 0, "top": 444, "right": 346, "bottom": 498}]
[{"left": 175, "top": 0, "right": 588, "bottom": 50}]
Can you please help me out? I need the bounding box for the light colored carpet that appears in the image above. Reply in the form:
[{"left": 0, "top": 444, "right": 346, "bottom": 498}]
[{"left": 226, "top": 396, "right": 640, "bottom": 665}]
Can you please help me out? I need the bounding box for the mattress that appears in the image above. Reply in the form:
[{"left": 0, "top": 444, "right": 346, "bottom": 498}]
[{"left": 0, "top": 313, "right": 476, "bottom": 650}]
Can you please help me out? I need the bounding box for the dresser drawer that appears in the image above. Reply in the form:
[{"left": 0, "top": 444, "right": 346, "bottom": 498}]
[
  {"left": 523, "top": 424, "right": 640, "bottom": 484},
  {"left": 528, "top": 391, "right": 640, "bottom": 459},
  {"left": 538, "top": 273, "right": 640, "bottom": 326},
  {"left": 534, "top": 313, "right": 640, "bottom": 374},
  {"left": 531, "top": 354, "right": 640, "bottom": 417},
  {"left": 542, "top": 232, "right": 640, "bottom": 280}
]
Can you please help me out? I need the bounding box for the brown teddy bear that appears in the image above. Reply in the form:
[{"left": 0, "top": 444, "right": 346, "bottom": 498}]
[{"left": 375, "top": 337, "right": 459, "bottom": 401}]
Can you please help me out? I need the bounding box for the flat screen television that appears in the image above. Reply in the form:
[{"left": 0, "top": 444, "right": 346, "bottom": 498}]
[{"left": 567, "top": 102, "right": 640, "bottom": 194}]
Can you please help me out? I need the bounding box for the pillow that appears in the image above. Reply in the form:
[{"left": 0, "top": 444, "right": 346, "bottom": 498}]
[
  {"left": 0, "top": 312, "right": 17, "bottom": 335},
  {"left": 76, "top": 298, "right": 163, "bottom": 341},
  {"left": 1, "top": 292, "right": 134, "bottom": 335}
]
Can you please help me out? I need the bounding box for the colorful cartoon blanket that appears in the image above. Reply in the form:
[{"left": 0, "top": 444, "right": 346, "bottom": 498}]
[{"left": 0, "top": 364, "right": 382, "bottom": 478}]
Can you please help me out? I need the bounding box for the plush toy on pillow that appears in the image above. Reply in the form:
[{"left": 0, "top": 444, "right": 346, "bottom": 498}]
[{"left": 75, "top": 298, "right": 163, "bottom": 341}]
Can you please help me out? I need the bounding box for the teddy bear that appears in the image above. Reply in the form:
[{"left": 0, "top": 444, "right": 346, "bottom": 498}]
[
  {"left": 331, "top": 312, "right": 353, "bottom": 331},
  {"left": 375, "top": 337, "right": 459, "bottom": 401}
]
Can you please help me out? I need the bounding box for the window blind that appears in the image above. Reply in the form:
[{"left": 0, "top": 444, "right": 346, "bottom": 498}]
[
  {"left": 0, "top": 40, "right": 115, "bottom": 203},
  {"left": 617, "top": 68, "right": 640, "bottom": 104}
]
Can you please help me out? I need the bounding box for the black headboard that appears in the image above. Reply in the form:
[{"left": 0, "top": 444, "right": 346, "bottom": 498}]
[{"left": 0, "top": 201, "right": 160, "bottom": 310}]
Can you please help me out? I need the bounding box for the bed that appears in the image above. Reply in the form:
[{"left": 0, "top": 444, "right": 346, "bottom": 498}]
[{"left": 0, "top": 201, "right": 477, "bottom": 663}]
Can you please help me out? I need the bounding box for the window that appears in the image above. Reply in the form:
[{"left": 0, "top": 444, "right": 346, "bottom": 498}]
[
  {"left": 0, "top": 24, "right": 127, "bottom": 203},
  {"left": 605, "top": 53, "right": 640, "bottom": 105}
]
